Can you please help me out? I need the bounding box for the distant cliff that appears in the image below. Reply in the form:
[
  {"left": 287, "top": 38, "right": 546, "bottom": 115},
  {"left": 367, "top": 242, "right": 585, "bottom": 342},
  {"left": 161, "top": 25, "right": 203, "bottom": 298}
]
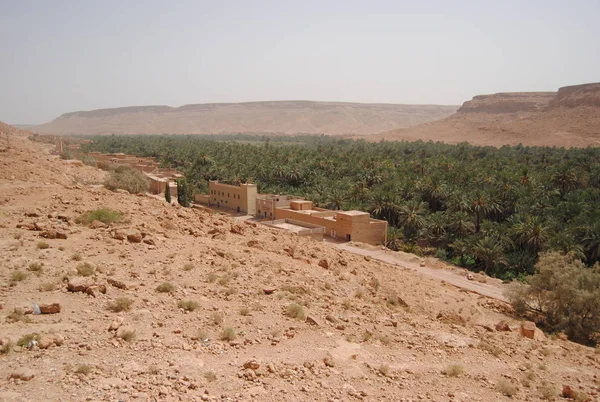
[
  {"left": 34, "top": 101, "right": 458, "bottom": 136},
  {"left": 458, "top": 92, "right": 556, "bottom": 114}
]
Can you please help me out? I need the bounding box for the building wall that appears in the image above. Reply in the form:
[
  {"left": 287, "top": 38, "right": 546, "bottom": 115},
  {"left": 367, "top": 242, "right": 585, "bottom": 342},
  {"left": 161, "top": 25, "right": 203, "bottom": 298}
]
[
  {"left": 208, "top": 181, "right": 257, "bottom": 214},
  {"left": 256, "top": 195, "right": 304, "bottom": 219}
]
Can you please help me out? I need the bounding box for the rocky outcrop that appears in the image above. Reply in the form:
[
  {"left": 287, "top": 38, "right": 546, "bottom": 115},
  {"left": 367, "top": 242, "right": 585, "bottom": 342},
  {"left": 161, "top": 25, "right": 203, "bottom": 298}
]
[
  {"left": 458, "top": 92, "right": 556, "bottom": 114},
  {"left": 549, "top": 83, "right": 600, "bottom": 108}
]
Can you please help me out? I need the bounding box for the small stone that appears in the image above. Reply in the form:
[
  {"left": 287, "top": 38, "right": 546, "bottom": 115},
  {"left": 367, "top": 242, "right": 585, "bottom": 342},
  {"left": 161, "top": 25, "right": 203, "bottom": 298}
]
[
  {"left": 520, "top": 321, "right": 536, "bottom": 339},
  {"left": 562, "top": 385, "right": 576, "bottom": 399},
  {"left": 305, "top": 316, "right": 320, "bottom": 326},
  {"left": 39, "top": 303, "right": 61, "bottom": 314},
  {"left": 263, "top": 287, "right": 276, "bottom": 295},
  {"left": 107, "top": 278, "right": 127, "bottom": 290},
  {"left": 9, "top": 368, "right": 35, "bottom": 381},
  {"left": 495, "top": 320, "right": 511, "bottom": 332},
  {"left": 127, "top": 233, "right": 142, "bottom": 243},
  {"left": 318, "top": 259, "right": 329, "bottom": 269},
  {"left": 243, "top": 360, "right": 260, "bottom": 370},
  {"left": 108, "top": 316, "right": 124, "bottom": 332},
  {"left": 90, "top": 220, "right": 107, "bottom": 229}
]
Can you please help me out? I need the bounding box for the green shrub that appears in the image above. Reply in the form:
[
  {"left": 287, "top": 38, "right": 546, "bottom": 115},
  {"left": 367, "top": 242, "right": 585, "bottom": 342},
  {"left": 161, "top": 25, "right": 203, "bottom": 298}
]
[
  {"left": 75, "top": 208, "right": 122, "bottom": 225},
  {"left": 285, "top": 303, "right": 306, "bottom": 320},
  {"left": 10, "top": 271, "right": 28, "bottom": 283},
  {"left": 219, "top": 327, "right": 236, "bottom": 341},
  {"left": 156, "top": 282, "right": 175, "bottom": 293},
  {"left": 17, "top": 333, "right": 40, "bottom": 347},
  {"left": 36, "top": 241, "right": 49, "bottom": 249},
  {"left": 27, "top": 262, "right": 43, "bottom": 274},
  {"left": 107, "top": 297, "right": 134, "bottom": 312},
  {"left": 507, "top": 252, "right": 600, "bottom": 345},
  {"left": 177, "top": 300, "right": 199, "bottom": 312},
  {"left": 76, "top": 262, "right": 95, "bottom": 277},
  {"left": 104, "top": 165, "right": 149, "bottom": 194}
]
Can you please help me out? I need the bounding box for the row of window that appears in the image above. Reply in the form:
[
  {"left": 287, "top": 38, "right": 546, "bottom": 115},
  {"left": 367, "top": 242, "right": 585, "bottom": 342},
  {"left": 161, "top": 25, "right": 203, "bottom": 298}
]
[{"left": 210, "top": 189, "right": 241, "bottom": 200}]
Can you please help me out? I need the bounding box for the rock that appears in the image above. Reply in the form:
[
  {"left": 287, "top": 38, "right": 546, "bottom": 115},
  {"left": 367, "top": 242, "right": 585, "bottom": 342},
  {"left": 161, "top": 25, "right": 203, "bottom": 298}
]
[
  {"left": 107, "top": 278, "right": 127, "bottom": 290},
  {"left": 25, "top": 212, "right": 40, "bottom": 218},
  {"left": 90, "top": 220, "right": 107, "bottom": 229},
  {"left": 495, "top": 320, "right": 511, "bottom": 332},
  {"left": 318, "top": 259, "right": 329, "bottom": 269},
  {"left": 108, "top": 316, "right": 124, "bottom": 332},
  {"left": 230, "top": 224, "right": 245, "bottom": 235},
  {"left": 323, "top": 356, "right": 335, "bottom": 367},
  {"left": 305, "top": 316, "right": 320, "bottom": 326},
  {"left": 39, "top": 303, "right": 60, "bottom": 314},
  {"left": 263, "top": 287, "right": 276, "bottom": 295},
  {"left": 467, "top": 273, "right": 474, "bottom": 280},
  {"left": 86, "top": 284, "right": 106, "bottom": 297},
  {"left": 37, "top": 335, "right": 55, "bottom": 349},
  {"left": 243, "top": 360, "right": 260, "bottom": 370},
  {"left": 9, "top": 368, "right": 35, "bottom": 381},
  {"left": 325, "top": 315, "right": 338, "bottom": 323},
  {"left": 67, "top": 277, "right": 94, "bottom": 293},
  {"left": 112, "top": 231, "right": 126, "bottom": 240},
  {"left": 33, "top": 222, "right": 46, "bottom": 231},
  {"left": 127, "top": 233, "right": 142, "bottom": 243},
  {"left": 52, "top": 334, "right": 65, "bottom": 346},
  {"left": 39, "top": 230, "right": 57, "bottom": 239},
  {"left": 143, "top": 238, "right": 155, "bottom": 245},
  {"left": 562, "top": 385, "right": 576, "bottom": 399},
  {"left": 520, "top": 321, "right": 536, "bottom": 339}
]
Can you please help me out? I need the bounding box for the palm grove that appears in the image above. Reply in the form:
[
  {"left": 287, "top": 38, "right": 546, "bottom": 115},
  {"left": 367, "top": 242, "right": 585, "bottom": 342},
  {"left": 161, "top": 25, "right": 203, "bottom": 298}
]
[{"left": 83, "top": 134, "right": 600, "bottom": 278}]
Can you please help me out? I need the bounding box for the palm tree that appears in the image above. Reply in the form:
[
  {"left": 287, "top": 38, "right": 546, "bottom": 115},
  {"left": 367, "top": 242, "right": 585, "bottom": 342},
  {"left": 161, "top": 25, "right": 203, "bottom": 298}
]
[
  {"left": 511, "top": 216, "right": 548, "bottom": 254},
  {"left": 326, "top": 189, "right": 347, "bottom": 210},
  {"left": 449, "top": 239, "right": 472, "bottom": 267},
  {"left": 385, "top": 227, "right": 403, "bottom": 251},
  {"left": 397, "top": 200, "right": 427, "bottom": 241},
  {"left": 448, "top": 211, "right": 475, "bottom": 239},
  {"left": 552, "top": 167, "right": 579, "bottom": 196},
  {"left": 472, "top": 236, "right": 506, "bottom": 275},
  {"left": 422, "top": 177, "right": 448, "bottom": 212},
  {"left": 427, "top": 212, "right": 448, "bottom": 246}
]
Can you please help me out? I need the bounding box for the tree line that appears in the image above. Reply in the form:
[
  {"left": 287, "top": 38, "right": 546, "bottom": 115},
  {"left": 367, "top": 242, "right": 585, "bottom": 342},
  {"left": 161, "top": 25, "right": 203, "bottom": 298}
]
[{"left": 80, "top": 134, "right": 600, "bottom": 281}]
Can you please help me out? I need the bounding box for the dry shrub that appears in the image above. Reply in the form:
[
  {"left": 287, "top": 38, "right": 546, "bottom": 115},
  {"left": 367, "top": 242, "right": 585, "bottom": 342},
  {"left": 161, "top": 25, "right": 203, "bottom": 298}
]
[
  {"left": 285, "top": 303, "right": 306, "bottom": 320},
  {"left": 107, "top": 297, "right": 134, "bottom": 312},
  {"left": 104, "top": 165, "right": 148, "bottom": 194}
]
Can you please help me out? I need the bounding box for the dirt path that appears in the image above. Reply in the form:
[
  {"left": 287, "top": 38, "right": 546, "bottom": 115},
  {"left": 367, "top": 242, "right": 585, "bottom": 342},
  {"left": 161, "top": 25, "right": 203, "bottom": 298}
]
[{"left": 332, "top": 242, "right": 507, "bottom": 302}]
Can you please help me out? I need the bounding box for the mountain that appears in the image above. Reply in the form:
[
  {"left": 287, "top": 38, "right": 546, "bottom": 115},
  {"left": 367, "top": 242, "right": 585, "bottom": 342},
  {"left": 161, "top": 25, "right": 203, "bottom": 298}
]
[
  {"left": 33, "top": 101, "right": 458, "bottom": 136},
  {"left": 367, "top": 83, "right": 600, "bottom": 147}
]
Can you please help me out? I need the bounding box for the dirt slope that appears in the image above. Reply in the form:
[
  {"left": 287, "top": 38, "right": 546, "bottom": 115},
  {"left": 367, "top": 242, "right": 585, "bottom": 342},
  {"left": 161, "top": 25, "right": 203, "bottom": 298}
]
[
  {"left": 1, "top": 125, "right": 599, "bottom": 401},
  {"left": 367, "top": 83, "right": 600, "bottom": 147},
  {"left": 32, "top": 101, "right": 458, "bottom": 136}
]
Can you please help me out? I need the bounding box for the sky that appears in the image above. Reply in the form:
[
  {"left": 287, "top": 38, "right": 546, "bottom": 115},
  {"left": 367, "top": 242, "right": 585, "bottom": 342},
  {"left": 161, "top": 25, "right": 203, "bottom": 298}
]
[{"left": 1, "top": 0, "right": 599, "bottom": 124}]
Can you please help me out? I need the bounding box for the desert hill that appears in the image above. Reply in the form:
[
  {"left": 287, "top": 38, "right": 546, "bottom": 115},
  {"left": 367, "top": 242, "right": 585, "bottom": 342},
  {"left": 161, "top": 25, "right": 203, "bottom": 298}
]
[
  {"left": 32, "top": 101, "right": 458, "bottom": 136},
  {"left": 367, "top": 83, "right": 600, "bottom": 147},
  {"left": 0, "top": 123, "right": 599, "bottom": 401}
]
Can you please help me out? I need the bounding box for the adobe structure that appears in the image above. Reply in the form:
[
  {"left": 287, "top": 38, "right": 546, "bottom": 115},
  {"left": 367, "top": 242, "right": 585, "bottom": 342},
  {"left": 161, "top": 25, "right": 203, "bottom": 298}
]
[
  {"left": 195, "top": 181, "right": 257, "bottom": 214},
  {"left": 195, "top": 182, "right": 387, "bottom": 245},
  {"left": 84, "top": 152, "right": 182, "bottom": 198}
]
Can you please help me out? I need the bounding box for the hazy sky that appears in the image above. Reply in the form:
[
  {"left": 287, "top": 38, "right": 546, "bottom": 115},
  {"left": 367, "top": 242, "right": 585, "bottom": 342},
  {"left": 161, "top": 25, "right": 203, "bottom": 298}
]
[{"left": 1, "top": 0, "right": 599, "bottom": 124}]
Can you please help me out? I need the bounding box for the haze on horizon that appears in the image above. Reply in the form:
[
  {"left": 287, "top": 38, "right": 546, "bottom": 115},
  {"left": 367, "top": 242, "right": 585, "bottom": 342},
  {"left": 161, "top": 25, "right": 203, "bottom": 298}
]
[{"left": 1, "top": 0, "right": 599, "bottom": 124}]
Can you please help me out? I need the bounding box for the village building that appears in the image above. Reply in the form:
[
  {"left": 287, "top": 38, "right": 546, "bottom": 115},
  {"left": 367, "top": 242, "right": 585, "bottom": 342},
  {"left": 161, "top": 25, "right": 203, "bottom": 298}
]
[
  {"left": 194, "top": 181, "right": 257, "bottom": 214},
  {"left": 195, "top": 182, "right": 387, "bottom": 245}
]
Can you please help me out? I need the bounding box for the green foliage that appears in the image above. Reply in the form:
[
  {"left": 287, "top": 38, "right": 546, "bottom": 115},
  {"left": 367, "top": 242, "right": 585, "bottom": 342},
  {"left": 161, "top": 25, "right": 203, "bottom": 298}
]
[
  {"left": 75, "top": 208, "right": 122, "bottom": 225},
  {"left": 176, "top": 178, "right": 192, "bottom": 207},
  {"left": 507, "top": 252, "right": 600, "bottom": 345},
  {"left": 165, "top": 181, "right": 171, "bottom": 203},
  {"left": 104, "top": 165, "right": 149, "bottom": 194},
  {"left": 82, "top": 134, "right": 600, "bottom": 278}
]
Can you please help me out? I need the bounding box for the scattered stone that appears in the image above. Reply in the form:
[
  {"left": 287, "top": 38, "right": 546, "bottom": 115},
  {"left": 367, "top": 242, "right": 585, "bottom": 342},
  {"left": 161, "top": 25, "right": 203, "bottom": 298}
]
[
  {"left": 90, "top": 220, "right": 107, "bottom": 229},
  {"left": 37, "top": 334, "right": 64, "bottom": 349},
  {"left": 108, "top": 317, "right": 124, "bottom": 332},
  {"left": 9, "top": 368, "right": 35, "bottom": 381},
  {"left": 127, "top": 232, "right": 142, "bottom": 243},
  {"left": 305, "top": 315, "right": 320, "bottom": 326},
  {"left": 263, "top": 287, "right": 276, "bottom": 295},
  {"left": 323, "top": 356, "right": 335, "bottom": 367},
  {"left": 318, "top": 259, "right": 329, "bottom": 269},
  {"left": 467, "top": 273, "right": 474, "bottom": 280},
  {"left": 143, "top": 238, "right": 155, "bottom": 245},
  {"left": 107, "top": 278, "right": 127, "bottom": 290},
  {"left": 520, "top": 321, "right": 536, "bottom": 339},
  {"left": 243, "top": 360, "right": 260, "bottom": 370},
  {"left": 39, "top": 303, "right": 61, "bottom": 314},
  {"left": 495, "top": 320, "right": 511, "bottom": 332},
  {"left": 86, "top": 284, "right": 107, "bottom": 297},
  {"left": 67, "top": 277, "right": 94, "bottom": 293},
  {"left": 562, "top": 385, "right": 576, "bottom": 399}
]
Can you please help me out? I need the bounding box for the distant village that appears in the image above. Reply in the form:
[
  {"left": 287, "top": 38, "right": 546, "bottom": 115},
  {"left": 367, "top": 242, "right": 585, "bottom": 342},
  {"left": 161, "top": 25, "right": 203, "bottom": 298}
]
[{"left": 79, "top": 148, "right": 388, "bottom": 246}]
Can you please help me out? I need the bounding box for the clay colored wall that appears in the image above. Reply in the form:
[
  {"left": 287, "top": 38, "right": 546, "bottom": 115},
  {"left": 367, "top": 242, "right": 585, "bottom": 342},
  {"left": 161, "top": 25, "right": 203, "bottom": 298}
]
[{"left": 208, "top": 181, "right": 257, "bottom": 214}]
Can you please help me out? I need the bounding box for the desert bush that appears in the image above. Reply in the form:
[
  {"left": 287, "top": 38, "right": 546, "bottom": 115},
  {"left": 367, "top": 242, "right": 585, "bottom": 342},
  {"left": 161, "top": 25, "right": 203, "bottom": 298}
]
[
  {"left": 239, "top": 307, "right": 250, "bottom": 316},
  {"left": 74, "top": 364, "right": 92, "bottom": 375},
  {"left": 71, "top": 253, "right": 83, "bottom": 261},
  {"left": 39, "top": 282, "right": 57, "bottom": 292},
  {"left": 0, "top": 340, "right": 13, "bottom": 355},
  {"left": 107, "top": 297, "right": 134, "bottom": 312},
  {"left": 36, "top": 241, "right": 49, "bottom": 249},
  {"left": 177, "top": 300, "right": 199, "bottom": 312},
  {"left": 7, "top": 308, "right": 31, "bottom": 323},
  {"left": 17, "top": 333, "right": 40, "bottom": 347},
  {"left": 285, "top": 303, "right": 306, "bottom": 320},
  {"left": 10, "top": 271, "right": 27, "bottom": 283},
  {"left": 497, "top": 379, "right": 518, "bottom": 397},
  {"left": 507, "top": 252, "right": 600, "bottom": 345},
  {"left": 445, "top": 364, "right": 465, "bottom": 377},
  {"left": 75, "top": 208, "right": 122, "bottom": 225},
  {"left": 156, "top": 282, "right": 175, "bottom": 293},
  {"left": 76, "top": 262, "right": 95, "bottom": 277},
  {"left": 204, "top": 371, "right": 217, "bottom": 382},
  {"left": 27, "top": 262, "right": 43, "bottom": 273},
  {"left": 538, "top": 382, "right": 556, "bottom": 400},
  {"left": 117, "top": 329, "right": 136, "bottom": 342},
  {"left": 210, "top": 312, "right": 223, "bottom": 325},
  {"left": 219, "top": 327, "right": 236, "bottom": 341},
  {"left": 182, "top": 263, "right": 194, "bottom": 271},
  {"left": 104, "top": 165, "right": 149, "bottom": 194}
]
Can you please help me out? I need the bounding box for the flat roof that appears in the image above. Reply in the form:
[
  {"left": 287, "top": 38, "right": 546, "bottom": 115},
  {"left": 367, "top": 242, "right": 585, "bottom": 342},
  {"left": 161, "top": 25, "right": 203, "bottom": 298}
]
[{"left": 337, "top": 210, "right": 369, "bottom": 216}]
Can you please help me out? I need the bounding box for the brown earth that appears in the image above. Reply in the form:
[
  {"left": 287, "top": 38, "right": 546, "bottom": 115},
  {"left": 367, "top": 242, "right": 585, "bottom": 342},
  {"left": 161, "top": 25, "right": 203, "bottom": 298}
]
[
  {"left": 366, "top": 83, "right": 600, "bottom": 147},
  {"left": 1, "top": 124, "right": 600, "bottom": 401},
  {"left": 32, "top": 101, "right": 458, "bottom": 136}
]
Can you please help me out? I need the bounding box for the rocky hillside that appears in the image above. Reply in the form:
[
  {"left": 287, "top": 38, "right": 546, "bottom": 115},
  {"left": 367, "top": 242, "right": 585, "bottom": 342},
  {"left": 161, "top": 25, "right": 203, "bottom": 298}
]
[
  {"left": 32, "top": 101, "right": 458, "bottom": 136},
  {"left": 1, "top": 125, "right": 599, "bottom": 401},
  {"left": 366, "top": 83, "right": 600, "bottom": 147}
]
